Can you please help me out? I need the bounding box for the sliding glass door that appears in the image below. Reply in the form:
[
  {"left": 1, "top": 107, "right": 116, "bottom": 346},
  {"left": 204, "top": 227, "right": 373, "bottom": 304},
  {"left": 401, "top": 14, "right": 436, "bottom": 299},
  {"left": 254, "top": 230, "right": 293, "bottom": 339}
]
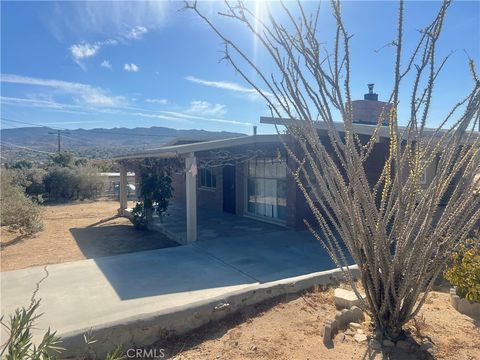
[{"left": 247, "top": 158, "right": 287, "bottom": 222}]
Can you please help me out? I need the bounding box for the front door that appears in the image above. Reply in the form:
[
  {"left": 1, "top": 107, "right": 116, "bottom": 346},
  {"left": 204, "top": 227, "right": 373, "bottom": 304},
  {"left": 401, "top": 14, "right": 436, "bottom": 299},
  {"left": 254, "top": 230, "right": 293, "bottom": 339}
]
[{"left": 223, "top": 165, "right": 236, "bottom": 214}]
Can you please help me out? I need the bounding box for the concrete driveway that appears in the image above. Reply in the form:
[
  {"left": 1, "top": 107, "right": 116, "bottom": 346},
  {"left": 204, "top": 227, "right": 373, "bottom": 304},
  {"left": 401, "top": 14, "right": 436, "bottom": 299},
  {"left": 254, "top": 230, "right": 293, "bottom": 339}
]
[{"left": 1, "top": 227, "right": 338, "bottom": 351}]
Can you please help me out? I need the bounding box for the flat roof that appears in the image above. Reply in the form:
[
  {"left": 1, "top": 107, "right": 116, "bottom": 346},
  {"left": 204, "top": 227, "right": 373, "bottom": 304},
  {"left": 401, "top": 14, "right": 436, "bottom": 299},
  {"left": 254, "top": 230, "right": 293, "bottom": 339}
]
[
  {"left": 113, "top": 134, "right": 282, "bottom": 160},
  {"left": 115, "top": 118, "right": 478, "bottom": 161},
  {"left": 261, "top": 116, "right": 439, "bottom": 138}
]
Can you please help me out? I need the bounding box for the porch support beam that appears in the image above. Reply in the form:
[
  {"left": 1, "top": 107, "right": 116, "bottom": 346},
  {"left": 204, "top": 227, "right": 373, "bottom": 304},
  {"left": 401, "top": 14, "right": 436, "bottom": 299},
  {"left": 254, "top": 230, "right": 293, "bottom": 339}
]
[
  {"left": 118, "top": 165, "right": 128, "bottom": 215},
  {"left": 185, "top": 153, "right": 197, "bottom": 242}
]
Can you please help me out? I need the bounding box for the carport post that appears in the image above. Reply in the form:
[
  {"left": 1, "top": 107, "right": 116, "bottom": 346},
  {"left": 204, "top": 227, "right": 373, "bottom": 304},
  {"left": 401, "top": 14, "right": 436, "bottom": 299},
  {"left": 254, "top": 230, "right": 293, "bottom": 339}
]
[
  {"left": 185, "top": 153, "right": 197, "bottom": 242},
  {"left": 118, "top": 165, "right": 128, "bottom": 215}
]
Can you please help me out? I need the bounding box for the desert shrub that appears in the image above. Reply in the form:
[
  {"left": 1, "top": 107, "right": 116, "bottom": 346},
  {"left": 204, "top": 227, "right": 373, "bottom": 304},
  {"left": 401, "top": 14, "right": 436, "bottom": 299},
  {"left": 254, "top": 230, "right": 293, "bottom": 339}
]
[
  {"left": 444, "top": 233, "right": 480, "bottom": 303},
  {"left": 9, "top": 168, "right": 47, "bottom": 202},
  {"left": 0, "top": 170, "right": 43, "bottom": 234},
  {"left": 43, "top": 166, "right": 105, "bottom": 201},
  {"left": 49, "top": 151, "right": 76, "bottom": 168}
]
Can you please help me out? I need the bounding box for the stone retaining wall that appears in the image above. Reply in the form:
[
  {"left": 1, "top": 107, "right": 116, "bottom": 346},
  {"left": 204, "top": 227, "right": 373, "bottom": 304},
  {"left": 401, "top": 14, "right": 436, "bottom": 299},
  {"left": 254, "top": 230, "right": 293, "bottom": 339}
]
[{"left": 60, "top": 266, "right": 360, "bottom": 358}]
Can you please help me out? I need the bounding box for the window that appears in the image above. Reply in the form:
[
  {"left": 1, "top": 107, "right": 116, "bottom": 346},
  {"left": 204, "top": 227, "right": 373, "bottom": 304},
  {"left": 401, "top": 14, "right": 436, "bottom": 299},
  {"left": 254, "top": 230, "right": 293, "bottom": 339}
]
[
  {"left": 200, "top": 168, "right": 216, "bottom": 189},
  {"left": 247, "top": 158, "right": 287, "bottom": 221}
]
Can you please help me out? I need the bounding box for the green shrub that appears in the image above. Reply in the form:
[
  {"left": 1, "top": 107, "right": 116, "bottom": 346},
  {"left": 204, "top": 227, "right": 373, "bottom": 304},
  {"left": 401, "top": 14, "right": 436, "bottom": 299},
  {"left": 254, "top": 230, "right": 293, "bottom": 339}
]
[
  {"left": 0, "top": 300, "right": 63, "bottom": 360},
  {"left": 43, "top": 166, "right": 105, "bottom": 201},
  {"left": 49, "top": 151, "right": 76, "bottom": 168},
  {"left": 444, "top": 233, "right": 480, "bottom": 303},
  {"left": 139, "top": 171, "right": 173, "bottom": 218},
  {"left": 1, "top": 170, "right": 43, "bottom": 235},
  {"left": 1, "top": 300, "right": 125, "bottom": 360},
  {"left": 9, "top": 168, "right": 46, "bottom": 202}
]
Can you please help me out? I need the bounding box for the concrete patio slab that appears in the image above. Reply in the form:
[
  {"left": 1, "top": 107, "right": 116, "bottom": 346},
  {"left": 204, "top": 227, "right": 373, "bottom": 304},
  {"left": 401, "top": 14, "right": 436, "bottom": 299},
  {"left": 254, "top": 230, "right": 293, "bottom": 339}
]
[
  {"left": 1, "top": 246, "right": 257, "bottom": 337},
  {"left": 1, "top": 223, "right": 352, "bottom": 358}
]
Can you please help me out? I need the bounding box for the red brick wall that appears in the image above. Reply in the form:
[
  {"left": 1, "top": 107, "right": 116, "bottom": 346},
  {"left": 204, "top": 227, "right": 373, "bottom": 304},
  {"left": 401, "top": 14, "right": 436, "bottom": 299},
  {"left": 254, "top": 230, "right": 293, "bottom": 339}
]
[
  {"left": 162, "top": 136, "right": 390, "bottom": 230},
  {"left": 352, "top": 100, "right": 392, "bottom": 124}
]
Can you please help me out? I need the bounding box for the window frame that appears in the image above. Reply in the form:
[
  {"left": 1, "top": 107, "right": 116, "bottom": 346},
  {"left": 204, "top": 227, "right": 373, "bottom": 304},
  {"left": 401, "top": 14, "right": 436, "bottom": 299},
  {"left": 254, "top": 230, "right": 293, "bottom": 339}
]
[{"left": 199, "top": 168, "right": 217, "bottom": 190}]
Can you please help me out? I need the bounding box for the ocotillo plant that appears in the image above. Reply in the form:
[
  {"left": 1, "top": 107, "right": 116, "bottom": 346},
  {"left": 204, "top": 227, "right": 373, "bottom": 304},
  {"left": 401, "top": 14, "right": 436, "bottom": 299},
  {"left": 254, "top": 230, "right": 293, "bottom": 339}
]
[{"left": 187, "top": 0, "right": 480, "bottom": 340}]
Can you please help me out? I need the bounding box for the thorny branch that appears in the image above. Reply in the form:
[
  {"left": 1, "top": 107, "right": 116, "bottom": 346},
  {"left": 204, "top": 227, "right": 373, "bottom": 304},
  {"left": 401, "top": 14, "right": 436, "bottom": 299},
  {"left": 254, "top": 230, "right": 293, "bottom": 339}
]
[{"left": 187, "top": 0, "right": 480, "bottom": 338}]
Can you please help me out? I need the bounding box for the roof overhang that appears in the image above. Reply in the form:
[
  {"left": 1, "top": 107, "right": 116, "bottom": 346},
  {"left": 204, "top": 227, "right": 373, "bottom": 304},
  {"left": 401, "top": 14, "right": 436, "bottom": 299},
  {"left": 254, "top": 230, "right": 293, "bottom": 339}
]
[
  {"left": 259, "top": 116, "right": 475, "bottom": 140},
  {"left": 113, "top": 134, "right": 283, "bottom": 161}
]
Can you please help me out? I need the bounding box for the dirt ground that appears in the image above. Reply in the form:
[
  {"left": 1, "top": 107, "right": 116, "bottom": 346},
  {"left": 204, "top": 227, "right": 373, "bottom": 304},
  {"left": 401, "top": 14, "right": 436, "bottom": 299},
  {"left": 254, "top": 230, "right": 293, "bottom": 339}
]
[
  {"left": 1, "top": 199, "right": 178, "bottom": 271},
  {"left": 158, "top": 288, "right": 480, "bottom": 360}
]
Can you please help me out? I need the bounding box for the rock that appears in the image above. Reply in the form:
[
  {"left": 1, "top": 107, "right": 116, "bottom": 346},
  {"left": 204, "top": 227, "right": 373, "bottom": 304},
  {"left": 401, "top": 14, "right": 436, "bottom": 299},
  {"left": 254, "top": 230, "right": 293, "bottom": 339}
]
[
  {"left": 334, "top": 288, "right": 364, "bottom": 309},
  {"left": 250, "top": 345, "right": 257, "bottom": 351},
  {"left": 323, "top": 323, "right": 333, "bottom": 345},
  {"left": 350, "top": 306, "right": 365, "bottom": 322},
  {"left": 382, "top": 339, "right": 395, "bottom": 347},
  {"left": 354, "top": 333, "right": 368, "bottom": 342},
  {"left": 344, "top": 329, "right": 355, "bottom": 336},
  {"left": 330, "top": 319, "right": 339, "bottom": 332},
  {"left": 369, "top": 339, "right": 382, "bottom": 350},
  {"left": 420, "top": 338, "right": 434, "bottom": 351},
  {"left": 396, "top": 340, "right": 412, "bottom": 351},
  {"left": 348, "top": 322, "right": 362, "bottom": 329},
  {"left": 356, "top": 329, "right": 364, "bottom": 334},
  {"left": 420, "top": 342, "right": 433, "bottom": 351},
  {"left": 373, "top": 329, "right": 383, "bottom": 339},
  {"left": 341, "top": 308, "right": 352, "bottom": 325}
]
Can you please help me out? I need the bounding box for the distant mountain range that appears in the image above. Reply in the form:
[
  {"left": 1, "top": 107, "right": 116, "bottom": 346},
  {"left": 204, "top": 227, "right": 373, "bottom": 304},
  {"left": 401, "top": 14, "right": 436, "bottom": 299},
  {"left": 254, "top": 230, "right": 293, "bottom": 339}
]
[{"left": 0, "top": 126, "right": 245, "bottom": 162}]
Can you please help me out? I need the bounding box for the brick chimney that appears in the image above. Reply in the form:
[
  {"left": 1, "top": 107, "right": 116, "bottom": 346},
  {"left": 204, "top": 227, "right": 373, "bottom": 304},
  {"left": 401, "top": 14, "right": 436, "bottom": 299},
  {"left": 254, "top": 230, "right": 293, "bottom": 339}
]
[{"left": 351, "top": 84, "right": 391, "bottom": 125}]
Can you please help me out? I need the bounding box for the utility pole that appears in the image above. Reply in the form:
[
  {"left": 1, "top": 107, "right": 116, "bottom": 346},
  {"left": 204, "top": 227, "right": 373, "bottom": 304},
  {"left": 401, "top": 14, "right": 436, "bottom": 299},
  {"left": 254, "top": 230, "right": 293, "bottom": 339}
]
[{"left": 48, "top": 129, "right": 70, "bottom": 153}]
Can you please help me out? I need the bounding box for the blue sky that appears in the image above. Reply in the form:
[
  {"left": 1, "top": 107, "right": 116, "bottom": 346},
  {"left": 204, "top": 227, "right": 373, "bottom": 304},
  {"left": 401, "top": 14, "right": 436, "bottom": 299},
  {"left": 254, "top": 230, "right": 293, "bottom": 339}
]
[{"left": 1, "top": 1, "right": 479, "bottom": 134}]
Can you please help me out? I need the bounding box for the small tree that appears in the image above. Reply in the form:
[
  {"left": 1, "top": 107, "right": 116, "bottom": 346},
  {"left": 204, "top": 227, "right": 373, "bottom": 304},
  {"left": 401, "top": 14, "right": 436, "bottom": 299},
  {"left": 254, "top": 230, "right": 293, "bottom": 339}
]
[
  {"left": 126, "top": 158, "right": 177, "bottom": 228},
  {"left": 1, "top": 170, "right": 43, "bottom": 235},
  {"left": 49, "top": 151, "right": 76, "bottom": 168},
  {"left": 188, "top": 0, "right": 480, "bottom": 340}
]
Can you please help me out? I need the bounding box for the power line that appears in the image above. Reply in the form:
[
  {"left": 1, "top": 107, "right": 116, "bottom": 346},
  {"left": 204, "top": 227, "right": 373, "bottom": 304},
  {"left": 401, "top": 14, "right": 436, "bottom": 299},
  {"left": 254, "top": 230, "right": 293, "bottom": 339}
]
[{"left": 1, "top": 141, "right": 54, "bottom": 155}]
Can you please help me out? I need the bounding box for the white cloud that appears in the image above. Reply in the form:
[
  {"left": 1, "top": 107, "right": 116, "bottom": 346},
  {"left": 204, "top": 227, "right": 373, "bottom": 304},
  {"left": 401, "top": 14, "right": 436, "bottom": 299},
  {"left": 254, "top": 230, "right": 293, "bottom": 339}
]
[
  {"left": 1, "top": 74, "right": 125, "bottom": 107},
  {"left": 68, "top": 26, "right": 145, "bottom": 69},
  {"left": 185, "top": 76, "right": 258, "bottom": 94},
  {"left": 185, "top": 75, "right": 274, "bottom": 104},
  {"left": 1, "top": 95, "right": 252, "bottom": 127},
  {"left": 69, "top": 40, "right": 118, "bottom": 69},
  {"left": 124, "top": 63, "right": 140, "bottom": 72},
  {"left": 53, "top": 2, "right": 168, "bottom": 38},
  {"left": 70, "top": 42, "right": 100, "bottom": 61},
  {"left": 186, "top": 100, "right": 227, "bottom": 118},
  {"left": 145, "top": 98, "right": 168, "bottom": 105},
  {"left": 160, "top": 110, "right": 251, "bottom": 126},
  {"left": 100, "top": 60, "right": 112, "bottom": 70},
  {"left": 125, "top": 26, "right": 148, "bottom": 40}
]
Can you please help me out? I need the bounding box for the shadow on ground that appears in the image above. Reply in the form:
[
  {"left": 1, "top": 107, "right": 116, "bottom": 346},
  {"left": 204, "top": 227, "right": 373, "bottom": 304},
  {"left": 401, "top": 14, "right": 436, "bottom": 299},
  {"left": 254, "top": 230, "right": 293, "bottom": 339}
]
[{"left": 70, "top": 216, "right": 179, "bottom": 259}]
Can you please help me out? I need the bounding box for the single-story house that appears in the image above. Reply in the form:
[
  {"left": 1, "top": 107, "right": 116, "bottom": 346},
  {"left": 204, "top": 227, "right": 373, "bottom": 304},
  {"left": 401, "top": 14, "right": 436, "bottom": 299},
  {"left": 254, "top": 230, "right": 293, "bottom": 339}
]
[{"left": 113, "top": 87, "right": 467, "bottom": 243}]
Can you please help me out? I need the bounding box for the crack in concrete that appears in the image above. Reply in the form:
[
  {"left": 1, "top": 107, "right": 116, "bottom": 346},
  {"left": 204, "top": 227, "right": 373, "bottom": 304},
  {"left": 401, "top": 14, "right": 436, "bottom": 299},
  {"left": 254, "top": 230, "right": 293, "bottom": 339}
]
[{"left": 30, "top": 265, "right": 49, "bottom": 305}]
